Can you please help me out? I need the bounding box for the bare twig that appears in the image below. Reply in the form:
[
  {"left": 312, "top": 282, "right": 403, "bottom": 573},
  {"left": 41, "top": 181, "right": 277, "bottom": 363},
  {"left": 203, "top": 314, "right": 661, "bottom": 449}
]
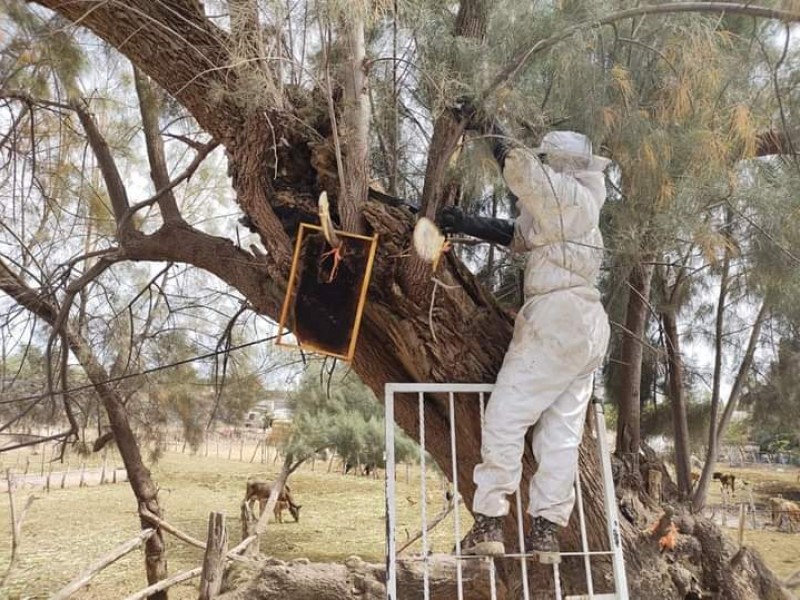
[{"left": 0, "top": 469, "right": 36, "bottom": 588}]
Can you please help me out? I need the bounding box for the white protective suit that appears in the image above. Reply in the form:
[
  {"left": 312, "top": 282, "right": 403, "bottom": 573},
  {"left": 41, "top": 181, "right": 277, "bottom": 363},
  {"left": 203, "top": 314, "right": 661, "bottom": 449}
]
[{"left": 472, "top": 131, "right": 611, "bottom": 527}]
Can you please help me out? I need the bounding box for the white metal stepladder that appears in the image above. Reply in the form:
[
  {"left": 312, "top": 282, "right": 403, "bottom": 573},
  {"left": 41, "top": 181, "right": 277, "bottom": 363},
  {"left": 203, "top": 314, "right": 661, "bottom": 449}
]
[{"left": 384, "top": 383, "right": 629, "bottom": 600}]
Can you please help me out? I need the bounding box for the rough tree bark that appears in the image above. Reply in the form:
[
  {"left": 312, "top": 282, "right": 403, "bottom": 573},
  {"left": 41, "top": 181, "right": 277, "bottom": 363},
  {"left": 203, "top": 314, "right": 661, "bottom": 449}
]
[{"left": 21, "top": 2, "right": 798, "bottom": 598}]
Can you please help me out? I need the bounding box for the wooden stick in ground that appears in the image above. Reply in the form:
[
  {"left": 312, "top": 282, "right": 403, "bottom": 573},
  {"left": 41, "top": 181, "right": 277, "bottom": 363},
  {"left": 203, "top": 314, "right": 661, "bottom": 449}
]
[
  {"left": 199, "top": 512, "right": 227, "bottom": 600},
  {"left": 0, "top": 469, "right": 36, "bottom": 588},
  {"left": 50, "top": 529, "right": 156, "bottom": 600},
  {"left": 121, "top": 566, "right": 202, "bottom": 600}
]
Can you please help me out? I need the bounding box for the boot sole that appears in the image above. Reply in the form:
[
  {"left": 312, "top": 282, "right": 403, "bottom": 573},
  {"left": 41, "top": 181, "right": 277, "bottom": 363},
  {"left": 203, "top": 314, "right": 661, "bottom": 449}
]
[
  {"left": 534, "top": 550, "right": 561, "bottom": 564},
  {"left": 461, "top": 541, "right": 506, "bottom": 556}
]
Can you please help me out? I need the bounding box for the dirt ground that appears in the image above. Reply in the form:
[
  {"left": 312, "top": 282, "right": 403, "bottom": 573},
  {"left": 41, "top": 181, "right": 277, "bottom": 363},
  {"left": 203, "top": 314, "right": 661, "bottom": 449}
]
[{"left": 0, "top": 453, "right": 797, "bottom": 598}]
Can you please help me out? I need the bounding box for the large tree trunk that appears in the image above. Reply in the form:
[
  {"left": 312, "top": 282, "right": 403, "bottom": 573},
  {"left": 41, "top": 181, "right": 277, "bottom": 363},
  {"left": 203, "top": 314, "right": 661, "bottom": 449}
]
[
  {"left": 615, "top": 259, "right": 654, "bottom": 471},
  {"left": 662, "top": 308, "right": 692, "bottom": 498}
]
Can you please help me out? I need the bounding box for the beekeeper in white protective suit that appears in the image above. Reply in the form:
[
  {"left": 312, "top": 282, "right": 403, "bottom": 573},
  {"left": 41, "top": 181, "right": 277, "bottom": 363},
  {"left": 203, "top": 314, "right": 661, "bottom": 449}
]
[{"left": 437, "top": 121, "right": 611, "bottom": 563}]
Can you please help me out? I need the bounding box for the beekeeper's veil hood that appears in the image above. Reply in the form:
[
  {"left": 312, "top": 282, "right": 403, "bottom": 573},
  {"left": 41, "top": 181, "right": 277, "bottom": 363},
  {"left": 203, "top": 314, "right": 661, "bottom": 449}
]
[{"left": 533, "top": 131, "right": 610, "bottom": 172}]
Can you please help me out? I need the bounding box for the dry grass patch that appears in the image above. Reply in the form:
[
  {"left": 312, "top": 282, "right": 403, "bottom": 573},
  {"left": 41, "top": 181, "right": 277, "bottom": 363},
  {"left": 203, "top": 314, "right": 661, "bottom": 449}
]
[{"left": 0, "top": 451, "right": 461, "bottom": 598}]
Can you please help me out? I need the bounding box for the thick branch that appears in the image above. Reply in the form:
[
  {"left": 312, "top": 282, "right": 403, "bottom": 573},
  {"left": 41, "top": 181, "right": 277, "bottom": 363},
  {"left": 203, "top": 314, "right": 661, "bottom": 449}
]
[
  {"left": 73, "top": 101, "right": 131, "bottom": 228},
  {"left": 121, "top": 224, "right": 284, "bottom": 315},
  {"left": 339, "top": 16, "right": 370, "bottom": 233},
  {"left": 133, "top": 67, "right": 182, "bottom": 223}
]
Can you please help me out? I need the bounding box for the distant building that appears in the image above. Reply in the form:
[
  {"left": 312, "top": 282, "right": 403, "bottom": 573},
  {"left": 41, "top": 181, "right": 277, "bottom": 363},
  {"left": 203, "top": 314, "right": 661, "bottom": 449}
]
[{"left": 244, "top": 390, "right": 293, "bottom": 428}]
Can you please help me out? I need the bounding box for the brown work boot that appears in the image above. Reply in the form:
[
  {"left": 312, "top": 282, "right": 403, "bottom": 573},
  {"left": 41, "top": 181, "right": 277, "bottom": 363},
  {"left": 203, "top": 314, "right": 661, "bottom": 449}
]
[
  {"left": 459, "top": 514, "right": 505, "bottom": 556},
  {"left": 525, "top": 516, "right": 561, "bottom": 564}
]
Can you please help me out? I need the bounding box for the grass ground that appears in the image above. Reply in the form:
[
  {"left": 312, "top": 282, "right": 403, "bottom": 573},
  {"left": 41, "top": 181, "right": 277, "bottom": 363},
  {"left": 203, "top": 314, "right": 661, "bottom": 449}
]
[
  {"left": 702, "top": 464, "right": 800, "bottom": 580},
  {"left": 0, "top": 454, "right": 797, "bottom": 598},
  {"left": 0, "top": 451, "right": 466, "bottom": 599}
]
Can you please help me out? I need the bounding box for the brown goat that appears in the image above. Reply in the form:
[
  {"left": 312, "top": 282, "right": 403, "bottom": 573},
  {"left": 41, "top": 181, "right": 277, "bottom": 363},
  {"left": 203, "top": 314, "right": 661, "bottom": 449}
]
[
  {"left": 713, "top": 471, "right": 736, "bottom": 493},
  {"left": 245, "top": 479, "right": 302, "bottom": 523}
]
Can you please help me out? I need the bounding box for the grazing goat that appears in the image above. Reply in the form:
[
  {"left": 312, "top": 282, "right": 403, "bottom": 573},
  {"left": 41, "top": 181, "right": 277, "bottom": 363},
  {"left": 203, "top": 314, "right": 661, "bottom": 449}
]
[
  {"left": 712, "top": 471, "right": 735, "bottom": 493},
  {"left": 245, "top": 479, "right": 302, "bottom": 523}
]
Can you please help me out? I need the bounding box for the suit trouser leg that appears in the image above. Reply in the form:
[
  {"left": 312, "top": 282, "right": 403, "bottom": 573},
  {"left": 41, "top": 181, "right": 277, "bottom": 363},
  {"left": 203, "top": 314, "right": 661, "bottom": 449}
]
[
  {"left": 472, "top": 321, "right": 582, "bottom": 517},
  {"left": 528, "top": 373, "right": 593, "bottom": 526},
  {"left": 472, "top": 289, "right": 608, "bottom": 519}
]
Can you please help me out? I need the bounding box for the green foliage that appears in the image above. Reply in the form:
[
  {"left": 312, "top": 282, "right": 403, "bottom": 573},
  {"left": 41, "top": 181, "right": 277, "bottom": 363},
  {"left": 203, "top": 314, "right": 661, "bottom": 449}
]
[
  {"left": 642, "top": 398, "right": 712, "bottom": 452},
  {"left": 283, "top": 365, "right": 418, "bottom": 467}
]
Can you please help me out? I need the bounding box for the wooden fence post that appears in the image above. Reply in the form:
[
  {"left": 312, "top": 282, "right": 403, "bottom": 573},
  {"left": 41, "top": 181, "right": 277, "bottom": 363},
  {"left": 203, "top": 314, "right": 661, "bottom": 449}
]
[
  {"left": 199, "top": 512, "right": 227, "bottom": 599},
  {"left": 239, "top": 439, "right": 244, "bottom": 461},
  {"left": 79, "top": 462, "right": 87, "bottom": 488},
  {"left": 61, "top": 461, "right": 69, "bottom": 489},
  {"left": 249, "top": 440, "right": 260, "bottom": 463},
  {"left": 100, "top": 450, "right": 108, "bottom": 485},
  {"left": 327, "top": 449, "right": 336, "bottom": 473},
  {"left": 738, "top": 503, "right": 746, "bottom": 548},
  {"left": 45, "top": 462, "right": 53, "bottom": 493}
]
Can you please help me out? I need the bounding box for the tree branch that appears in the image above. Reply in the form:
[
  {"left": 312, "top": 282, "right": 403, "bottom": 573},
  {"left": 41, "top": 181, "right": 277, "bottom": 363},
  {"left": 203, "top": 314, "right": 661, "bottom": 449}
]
[
  {"left": 338, "top": 13, "right": 370, "bottom": 233},
  {"left": 486, "top": 2, "right": 800, "bottom": 98},
  {"left": 32, "top": 0, "right": 238, "bottom": 141},
  {"left": 139, "top": 506, "right": 253, "bottom": 565},
  {"left": 133, "top": 67, "right": 183, "bottom": 224},
  {"left": 72, "top": 100, "right": 131, "bottom": 229},
  {"left": 119, "top": 140, "right": 219, "bottom": 231}
]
